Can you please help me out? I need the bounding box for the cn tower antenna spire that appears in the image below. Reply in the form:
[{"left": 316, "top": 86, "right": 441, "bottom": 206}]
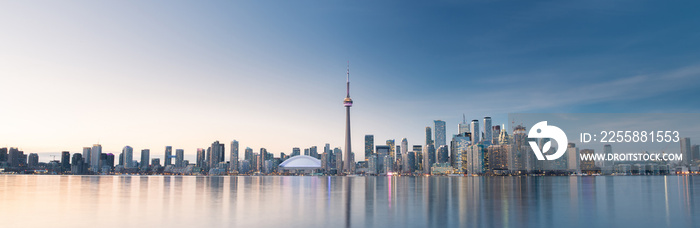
[{"left": 346, "top": 61, "right": 350, "bottom": 97}]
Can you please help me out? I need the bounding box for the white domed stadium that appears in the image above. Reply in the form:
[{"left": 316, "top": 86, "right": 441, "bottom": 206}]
[{"left": 278, "top": 155, "right": 322, "bottom": 174}]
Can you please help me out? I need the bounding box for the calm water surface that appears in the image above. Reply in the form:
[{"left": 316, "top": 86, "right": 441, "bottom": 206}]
[{"left": 1, "top": 175, "right": 698, "bottom": 228}]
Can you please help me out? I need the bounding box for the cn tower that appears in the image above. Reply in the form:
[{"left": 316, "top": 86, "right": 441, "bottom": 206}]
[{"left": 343, "top": 62, "right": 353, "bottom": 173}]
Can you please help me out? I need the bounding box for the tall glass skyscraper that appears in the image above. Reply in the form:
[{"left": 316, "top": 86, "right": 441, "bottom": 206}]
[
  {"left": 483, "top": 117, "right": 492, "bottom": 146},
  {"left": 470, "top": 120, "right": 480, "bottom": 144},
  {"left": 434, "top": 120, "right": 446, "bottom": 147},
  {"left": 175, "top": 149, "right": 184, "bottom": 167},
  {"left": 123, "top": 146, "right": 133, "bottom": 168},
  {"left": 140, "top": 149, "right": 150, "bottom": 170},
  {"left": 425, "top": 127, "right": 433, "bottom": 146},
  {"left": 90, "top": 144, "right": 101, "bottom": 172},
  {"left": 365, "top": 135, "right": 374, "bottom": 161}
]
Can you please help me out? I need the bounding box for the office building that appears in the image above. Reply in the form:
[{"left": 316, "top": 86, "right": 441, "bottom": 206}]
[
  {"left": 386, "top": 139, "right": 395, "bottom": 163},
  {"left": 0, "top": 148, "right": 7, "bottom": 163},
  {"left": 71, "top": 153, "right": 83, "bottom": 174},
  {"left": 681, "top": 137, "right": 691, "bottom": 165},
  {"left": 365, "top": 135, "right": 374, "bottom": 161},
  {"left": 434, "top": 120, "right": 446, "bottom": 147},
  {"left": 483, "top": 117, "right": 492, "bottom": 146},
  {"left": 140, "top": 149, "right": 150, "bottom": 170},
  {"left": 425, "top": 127, "right": 433, "bottom": 146},
  {"left": 405, "top": 152, "right": 416, "bottom": 174},
  {"left": 437, "top": 145, "right": 448, "bottom": 163},
  {"left": 123, "top": 146, "right": 133, "bottom": 168},
  {"left": 413, "top": 145, "right": 423, "bottom": 172},
  {"left": 164, "top": 146, "right": 172, "bottom": 166},
  {"left": 82, "top": 147, "right": 91, "bottom": 169},
  {"left": 423, "top": 144, "right": 435, "bottom": 174},
  {"left": 175, "top": 149, "right": 184, "bottom": 167},
  {"left": 376, "top": 145, "right": 390, "bottom": 173},
  {"left": 458, "top": 114, "right": 470, "bottom": 135},
  {"left": 492, "top": 125, "right": 501, "bottom": 145},
  {"left": 28, "top": 153, "right": 39, "bottom": 167},
  {"left": 334, "top": 147, "right": 343, "bottom": 172},
  {"left": 567, "top": 143, "right": 580, "bottom": 173},
  {"left": 61, "top": 151, "right": 70, "bottom": 171},
  {"left": 91, "top": 144, "right": 102, "bottom": 172},
  {"left": 470, "top": 120, "right": 480, "bottom": 144}
]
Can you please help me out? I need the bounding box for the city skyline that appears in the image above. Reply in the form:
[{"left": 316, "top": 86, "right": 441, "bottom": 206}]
[{"left": 2, "top": 1, "right": 700, "bottom": 159}]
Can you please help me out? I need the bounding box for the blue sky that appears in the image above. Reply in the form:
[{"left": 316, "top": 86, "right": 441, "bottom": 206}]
[{"left": 1, "top": 1, "right": 700, "bottom": 162}]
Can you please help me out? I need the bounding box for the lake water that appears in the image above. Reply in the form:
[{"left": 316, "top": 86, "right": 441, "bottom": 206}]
[{"left": 1, "top": 175, "right": 698, "bottom": 228}]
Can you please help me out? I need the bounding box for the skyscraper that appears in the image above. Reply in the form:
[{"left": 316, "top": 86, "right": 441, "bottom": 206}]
[
  {"left": 71, "top": 153, "right": 83, "bottom": 174},
  {"left": 425, "top": 127, "right": 433, "bottom": 146},
  {"left": 566, "top": 143, "right": 580, "bottom": 173},
  {"left": 434, "top": 120, "right": 446, "bottom": 147},
  {"left": 164, "top": 146, "right": 172, "bottom": 166},
  {"left": 91, "top": 144, "right": 101, "bottom": 172},
  {"left": 175, "top": 149, "right": 184, "bottom": 167},
  {"left": 230, "top": 140, "right": 239, "bottom": 173},
  {"left": 82, "top": 147, "right": 91, "bottom": 169},
  {"left": 401, "top": 138, "right": 408, "bottom": 157},
  {"left": 0, "top": 148, "right": 7, "bottom": 163},
  {"left": 140, "top": 149, "right": 150, "bottom": 170},
  {"left": 490, "top": 125, "right": 500, "bottom": 145},
  {"left": 376, "top": 145, "right": 390, "bottom": 173},
  {"left": 291, "top": 147, "right": 300, "bottom": 157},
  {"left": 405, "top": 152, "right": 415, "bottom": 174},
  {"left": 61, "top": 151, "right": 70, "bottom": 172},
  {"left": 483, "top": 117, "right": 492, "bottom": 145},
  {"left": 334, "top": 147, "right": 343, "bottom": 172},
  {"left": 413, "top": 145, "right": 423, "bottom": 172},
  {"left": 680, "top": 137, "right": 691, "bottom": 166},
  {"left": 437, "top": 145, "right": 448, "bottom": 163},
  {"left": 209, "top": 141, "right": 223, "bottom": 168},
  {"left": 488, "top": 144, "right": 508, "bottom": 171},
  {"left": 123, "top": 146, "right": 133, "bottom": 168},
  {"left": 509, "top": 125, "right": 529, "bottom": 173},
  {"left": 423, "top": 144, "right": 435, "bottom": 174},
  {"left": 245, "top": 147, "right": 254, "bottom": 164},
  {"left": 458, "top": 114, "right": 470, "bottom": 135},
  {"left": 343, "top": 63, "right": 353, "bottom": 173},
  {"left": 470, "top": 120, "right": 480, "bottom": 144},
  {"left": 451, "top": 133, "right": 470, "bottom": 173},
  {"left": 310, "top": 146, "right": 318, "bottom": 158},
  {"left": 386, "top": 139, "right": 395, "bottom": 162},
  {"left": 365, "top": 135, "right": 374, "bottom": 161},
  {"left": 258, "top": 148, "right": 266, "bottom": 172},
  {"left": 195, "top": 148, "right": 205, "bottom": 168},
  {"left": 28, "top": 153, "right": 39, "bottom": 167}
]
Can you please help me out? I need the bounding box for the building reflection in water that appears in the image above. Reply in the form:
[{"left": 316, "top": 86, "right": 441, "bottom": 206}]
[{"left": 2, "top": 175, "right": 699, "bottom": 228}]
